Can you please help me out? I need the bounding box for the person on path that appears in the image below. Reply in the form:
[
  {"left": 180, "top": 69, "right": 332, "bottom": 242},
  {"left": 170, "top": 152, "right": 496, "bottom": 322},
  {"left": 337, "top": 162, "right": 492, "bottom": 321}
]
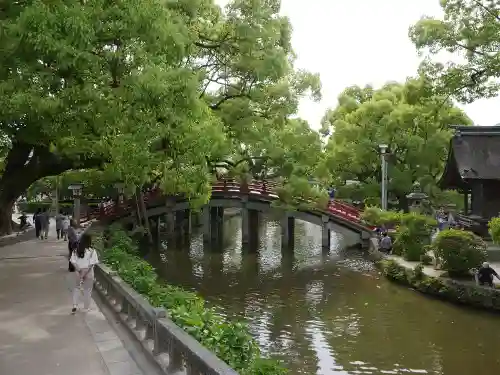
[
  {"left": 69, "top": 232, "right": 99, "bottom": 313},
  {"left": 55, "top": 210, "right": 64, "bottom": 240},
  {"left": 18, "top": 212, "right": 28, "bottom": 232},
  {"left": 379, "top": 232, "right": 392, "bottom": 254},
  {"left": 476, "top": 262, "right": 500, "bottom": 287},
  {"left": 67, "top": 219, "right": 79, "bottom": 272},
  {"left": 33, "top": 208, "right": 42, "bottom": 239},
  {"left": 62, "top": 213, "right": 70, "bottom": 241},
  {"left": 40, "top": 208, "right": 50, "bottom": 239}
]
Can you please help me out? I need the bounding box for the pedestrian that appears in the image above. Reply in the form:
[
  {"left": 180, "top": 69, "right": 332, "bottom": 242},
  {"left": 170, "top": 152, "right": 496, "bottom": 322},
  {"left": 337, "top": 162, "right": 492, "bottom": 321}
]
[
  {"left": 67, "top": 219, "right": 79, "bottom": 272},
  {"left": 40, "top": 208, "right": 50, "bottom": 239},
  {"left": 55, "top": 209, "right": 64, "bottom": 240},
  {"left": 33, "top": 208, "right": 42, "bottom": 239},
  {"left": 62, "top": 213, "right": 70, "bottom": 241},
  {"left": 69, "top": 232, "right": 99, "bottom": 313},
  {"left": 476, "top": 262, "right": 500, "bottom": 288},
  {"left": 379, "top": 232, "right": 392, "bottom": 254}
]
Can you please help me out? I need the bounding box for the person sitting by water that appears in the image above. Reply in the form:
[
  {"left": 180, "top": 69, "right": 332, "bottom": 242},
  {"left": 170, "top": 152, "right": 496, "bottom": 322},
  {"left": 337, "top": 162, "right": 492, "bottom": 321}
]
[
  {"left": 379, "top": 232, "right": 392, "bottom": 254},
  {"left": 476, "top": 262, "right": 500, "bottom": 287}
]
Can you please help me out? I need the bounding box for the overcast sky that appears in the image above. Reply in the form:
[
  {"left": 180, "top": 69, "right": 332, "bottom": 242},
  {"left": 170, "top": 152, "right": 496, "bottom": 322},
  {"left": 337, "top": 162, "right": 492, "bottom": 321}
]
[{"left": 217, "top": 0, "right": 500, "bottom": 129}]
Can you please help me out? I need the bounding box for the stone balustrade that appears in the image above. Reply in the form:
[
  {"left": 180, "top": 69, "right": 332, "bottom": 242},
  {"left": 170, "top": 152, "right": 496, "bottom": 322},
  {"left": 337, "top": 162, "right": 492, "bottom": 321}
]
[{"left": 93, "top": 264, "right": 239, "bottom": 375}]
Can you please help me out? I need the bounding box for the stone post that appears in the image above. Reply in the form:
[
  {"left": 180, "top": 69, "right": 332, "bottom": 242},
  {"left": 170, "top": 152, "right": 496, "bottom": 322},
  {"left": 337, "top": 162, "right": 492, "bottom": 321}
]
[
  {"left": 321, "top": 215, "right": 331, "bottom": 251},
  {"left": 281, "top": 214, "right": 295, "bottom": 251}
]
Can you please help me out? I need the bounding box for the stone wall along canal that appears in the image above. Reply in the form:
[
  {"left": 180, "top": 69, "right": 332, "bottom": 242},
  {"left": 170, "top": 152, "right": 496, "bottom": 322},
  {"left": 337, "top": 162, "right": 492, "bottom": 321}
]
[{"left": 146, "top": 213, "right": 500, "bottom": 375}]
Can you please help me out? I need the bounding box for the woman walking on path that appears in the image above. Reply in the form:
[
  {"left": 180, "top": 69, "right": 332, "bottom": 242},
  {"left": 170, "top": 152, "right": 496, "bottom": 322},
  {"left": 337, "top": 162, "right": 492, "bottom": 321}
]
[{"left": 69, "top": 232, "right": 98, "bottom": 313}]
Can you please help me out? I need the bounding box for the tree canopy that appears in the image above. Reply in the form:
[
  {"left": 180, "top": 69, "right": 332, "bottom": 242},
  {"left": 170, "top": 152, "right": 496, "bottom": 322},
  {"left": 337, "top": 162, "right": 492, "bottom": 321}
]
[
  {"left": 320, "top": 79, "right": 471, "bottom": 209},
  {"left": 0, "top": 0, "right": 321, "bottom": 232},
  {"left": 409, "top": 0, "right": 500, "bottom": 103}
]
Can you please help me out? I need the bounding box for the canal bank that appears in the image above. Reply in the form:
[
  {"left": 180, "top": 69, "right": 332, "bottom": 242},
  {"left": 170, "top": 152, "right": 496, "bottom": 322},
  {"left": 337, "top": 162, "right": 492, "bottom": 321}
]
[{"left": 368, "top": 238, "right": 500, "bottom": 313}]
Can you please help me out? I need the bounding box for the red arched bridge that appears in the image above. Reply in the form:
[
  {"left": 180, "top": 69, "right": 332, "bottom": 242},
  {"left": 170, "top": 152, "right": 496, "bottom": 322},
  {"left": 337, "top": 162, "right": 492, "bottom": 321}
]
[{"left": 88, "top": 179, "right": 373, "bottom": 234}]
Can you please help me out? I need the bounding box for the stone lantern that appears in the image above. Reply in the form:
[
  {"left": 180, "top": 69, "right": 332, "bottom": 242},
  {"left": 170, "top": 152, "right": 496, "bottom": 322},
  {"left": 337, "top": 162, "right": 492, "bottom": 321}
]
[
  {"left": 68, "top": 183, "right": 84, "bottom": 225},
  {"left": 406, "top": 182, "right": 428, "bottom": 213}
]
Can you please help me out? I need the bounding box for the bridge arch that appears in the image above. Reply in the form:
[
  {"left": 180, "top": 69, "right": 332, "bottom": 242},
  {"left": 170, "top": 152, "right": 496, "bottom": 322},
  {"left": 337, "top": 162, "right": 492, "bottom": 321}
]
[{"left": 101, "top": 179, "right": 374, "bottom": 249}]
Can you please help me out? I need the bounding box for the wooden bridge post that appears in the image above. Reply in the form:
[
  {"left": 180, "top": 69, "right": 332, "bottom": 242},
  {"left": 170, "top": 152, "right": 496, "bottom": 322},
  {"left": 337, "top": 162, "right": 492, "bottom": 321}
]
[
  {"left": 321, "top": 215, "right": 331, "bottom": 251},
  {"left": 280, "top": 214, "right": 295, "bottom": 251},
  {"left": 202, "top": 206, "right": 224, "bottom": 246},
  {"left": 154, "top": 216, "right": 161, "bottom": 240},
  {"left": 241, "top": 198, "right": 259, "bottom": 251},
  {"left": 164, "top": 198, "right": 176, "bottom": 245},
  {"left": 174, "top": 209, "right": 191, "bottom": 245}
]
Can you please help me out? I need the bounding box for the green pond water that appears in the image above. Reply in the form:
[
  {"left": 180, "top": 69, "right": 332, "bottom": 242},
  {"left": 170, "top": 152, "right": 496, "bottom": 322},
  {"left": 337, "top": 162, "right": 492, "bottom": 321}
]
[{"left": 146, "top": 214, "right": 500, "bottom": 375}]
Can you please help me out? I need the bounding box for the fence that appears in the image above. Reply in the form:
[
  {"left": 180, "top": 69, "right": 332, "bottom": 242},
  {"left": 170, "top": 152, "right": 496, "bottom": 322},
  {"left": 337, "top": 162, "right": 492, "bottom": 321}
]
[
  {"left": 97, "top": 179, "right": 364, "bottom": 226},
  {"left": 94, "top": 264, "right": 239, "bottom": 375}
]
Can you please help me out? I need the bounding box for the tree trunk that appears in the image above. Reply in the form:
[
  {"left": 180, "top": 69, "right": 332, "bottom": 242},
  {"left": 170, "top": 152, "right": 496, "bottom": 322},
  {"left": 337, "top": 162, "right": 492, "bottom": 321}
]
[
  {"left": 137, "top": 188, "right": 153, "bottom": 244},
  {"left": 0, "top": 140, "right": 106, "bottom": 234}
]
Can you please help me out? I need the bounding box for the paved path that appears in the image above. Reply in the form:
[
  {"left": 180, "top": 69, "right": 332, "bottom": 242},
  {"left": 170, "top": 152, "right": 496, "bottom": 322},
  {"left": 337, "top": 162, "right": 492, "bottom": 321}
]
[{"left": 0, "top": 225, "right": 145, "bottom": 375}]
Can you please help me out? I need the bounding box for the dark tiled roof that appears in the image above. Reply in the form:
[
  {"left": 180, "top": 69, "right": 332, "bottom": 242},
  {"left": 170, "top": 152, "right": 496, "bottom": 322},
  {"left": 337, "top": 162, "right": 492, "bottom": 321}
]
[{"left": 440, "top": 126, "right": 500, "bottom": 188}]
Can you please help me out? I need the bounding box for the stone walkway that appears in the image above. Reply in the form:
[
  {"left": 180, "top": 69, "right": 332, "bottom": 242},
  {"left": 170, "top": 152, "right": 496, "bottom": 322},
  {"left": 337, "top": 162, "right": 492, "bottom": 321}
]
[{"left": 0, "top": 225, "right": 145, "bottom": 375}]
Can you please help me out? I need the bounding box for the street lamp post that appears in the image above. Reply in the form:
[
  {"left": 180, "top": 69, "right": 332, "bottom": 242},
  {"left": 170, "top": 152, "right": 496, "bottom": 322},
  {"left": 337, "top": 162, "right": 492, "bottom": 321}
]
[
  {"left": 68, "top": 184, "right": 84, "bottom": 226},
  {"left": 379, "top": 144, "right": 388, "bottom": 210}
]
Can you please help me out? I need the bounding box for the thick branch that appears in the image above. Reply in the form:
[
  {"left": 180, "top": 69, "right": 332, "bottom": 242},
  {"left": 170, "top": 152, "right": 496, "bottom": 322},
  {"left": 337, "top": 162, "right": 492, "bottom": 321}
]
[{"left": 210, "top": 93, "right": 250, "bottom": 110}]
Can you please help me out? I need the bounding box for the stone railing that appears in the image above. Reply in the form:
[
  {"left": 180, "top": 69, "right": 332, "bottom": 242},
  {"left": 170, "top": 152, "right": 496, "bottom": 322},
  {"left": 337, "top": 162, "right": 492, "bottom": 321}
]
[{"left": 94, "top": 264, "right": 239, "bottom": 375}]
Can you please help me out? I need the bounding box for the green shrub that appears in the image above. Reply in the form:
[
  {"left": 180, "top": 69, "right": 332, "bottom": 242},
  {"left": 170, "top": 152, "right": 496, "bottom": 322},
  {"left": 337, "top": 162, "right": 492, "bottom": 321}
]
[
  {"left": 488, "top": 217, "right": 500, "bottom": 244},
  {"left": 433, "top": 229, "right": 487, "bottom": 277},
  {"left": 420, "top": 253, "right": 433, "bottom": 265},
  {"left": 380, "top": 259, "right": 409, "bottom": 284},
  {"left": 394, "top": 213, "right": 436, "bottom": 261},
  {"left": 361, "top": 207, "right": 402, "bottom": 228},
  {"left": 98, "top": 225, "right": 286, "bottom": 374}
]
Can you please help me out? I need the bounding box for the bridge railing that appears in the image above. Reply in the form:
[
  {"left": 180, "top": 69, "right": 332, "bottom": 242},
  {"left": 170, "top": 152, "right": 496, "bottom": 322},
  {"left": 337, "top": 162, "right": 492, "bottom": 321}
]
[
  {"left": 94, "top": 263, "right": 239, "bottom": 375},
  {"left": 99, "top": 179, "right": 365, "bottom": 227}
]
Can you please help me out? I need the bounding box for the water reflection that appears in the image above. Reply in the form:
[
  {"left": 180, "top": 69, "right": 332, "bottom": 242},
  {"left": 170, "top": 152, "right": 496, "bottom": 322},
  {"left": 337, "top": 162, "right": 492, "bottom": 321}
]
[{"left": 148, "top": 214, "right": 500, "bottom": 375}]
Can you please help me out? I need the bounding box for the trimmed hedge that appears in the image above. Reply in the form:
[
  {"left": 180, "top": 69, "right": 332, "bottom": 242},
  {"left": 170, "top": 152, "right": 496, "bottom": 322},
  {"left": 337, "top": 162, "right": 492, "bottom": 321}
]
[
  {"left": 432, "top": 229, "right": 487, "bottom": 277},
  {"left": 379, "top": 259, "right": 500, "bottom": 311},
  {"left": 96, "top": 225, "right": 287, "bottom": 375},
  {"left": 489, "top": 217, "right": 500, "bottom": 245}
]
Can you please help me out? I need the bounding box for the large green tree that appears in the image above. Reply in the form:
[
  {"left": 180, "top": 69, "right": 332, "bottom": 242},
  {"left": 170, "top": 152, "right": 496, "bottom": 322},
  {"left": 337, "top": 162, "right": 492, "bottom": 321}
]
[
  {"left": 409, "top": 0, "right": 500, "bottom": 102},
  {"left": 320, "top": 79, "right": 471, "bottom": 209},
  {"left": 26, "top": 170, "right": 118, "bottom": 201},
  {"left": 0, "top": 0, "right": 321, "bottom": 233}
]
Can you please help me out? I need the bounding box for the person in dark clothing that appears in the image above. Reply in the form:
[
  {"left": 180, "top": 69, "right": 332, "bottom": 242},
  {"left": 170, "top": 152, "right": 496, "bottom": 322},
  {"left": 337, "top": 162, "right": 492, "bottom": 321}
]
[
  {"left": 33, "top": 208, "right": 42, "bottom": 239},
  {"left": 40, "top": 208, "right": 50, "bottom": 239},
  {"left": 379, "top": 232, "right": 393, "bottom": 254},
  {"left": 477, "top": 262, "right": 500, "bottom": 287}
]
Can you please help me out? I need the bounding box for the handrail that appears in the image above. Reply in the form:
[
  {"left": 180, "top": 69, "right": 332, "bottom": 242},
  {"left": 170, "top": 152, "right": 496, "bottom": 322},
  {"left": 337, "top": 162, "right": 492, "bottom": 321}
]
[
  {"left": 100, "top": 180, "right": 365, "bottom": 227},
  {"left": 94, "top": 264, "right": 239, "bottom": 375}
]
